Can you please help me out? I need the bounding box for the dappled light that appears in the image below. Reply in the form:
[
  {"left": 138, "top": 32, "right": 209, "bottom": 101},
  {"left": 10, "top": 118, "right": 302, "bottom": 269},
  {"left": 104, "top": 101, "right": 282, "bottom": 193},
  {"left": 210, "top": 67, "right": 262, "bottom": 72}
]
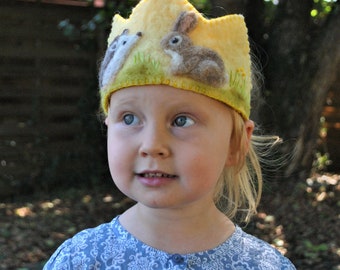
[
  {"left": 0, "top": 190, "right": 135, "bottom": 269},
  {"left": 14, "top": 206, "right": 34, "bottom": 218},
  {"left": 256, "top": 173, "right": 340, "bottom": 269},
  {"left": 253, "top": 212, "right": 289, "bottom": 255},
  {"left": 306, "top": 174, "right": 339, "bottom": 203}
]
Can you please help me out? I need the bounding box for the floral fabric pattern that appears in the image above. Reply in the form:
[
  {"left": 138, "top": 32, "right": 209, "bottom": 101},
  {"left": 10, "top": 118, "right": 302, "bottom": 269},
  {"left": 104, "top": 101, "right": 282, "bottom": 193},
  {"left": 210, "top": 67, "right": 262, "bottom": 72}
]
[{"left": 44, "top": 217, "right": 296, "bottom": 270}]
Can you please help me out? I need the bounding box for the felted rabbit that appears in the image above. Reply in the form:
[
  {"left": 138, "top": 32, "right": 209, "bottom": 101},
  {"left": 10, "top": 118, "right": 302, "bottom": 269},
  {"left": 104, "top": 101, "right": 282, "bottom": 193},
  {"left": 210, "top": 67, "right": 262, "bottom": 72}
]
[
  {"left": 161, "top": 11, "right": 227, "bottom": 87},
  {"left": 99, "top": 29, "right": 142, "bottom": 88}
]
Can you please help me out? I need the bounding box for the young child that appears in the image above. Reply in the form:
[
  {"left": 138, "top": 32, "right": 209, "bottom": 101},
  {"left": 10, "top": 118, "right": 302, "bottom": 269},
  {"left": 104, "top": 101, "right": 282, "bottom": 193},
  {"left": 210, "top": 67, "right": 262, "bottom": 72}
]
[{"left": 44, "top": 0, "right": 296, "bottom": 269}]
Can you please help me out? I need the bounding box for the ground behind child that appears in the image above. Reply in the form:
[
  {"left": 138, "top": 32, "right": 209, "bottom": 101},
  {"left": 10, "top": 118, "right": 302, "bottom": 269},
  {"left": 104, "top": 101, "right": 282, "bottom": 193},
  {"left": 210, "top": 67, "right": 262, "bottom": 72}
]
[{"left": 0, "top": 173, "right": 338, "bottom": 270}]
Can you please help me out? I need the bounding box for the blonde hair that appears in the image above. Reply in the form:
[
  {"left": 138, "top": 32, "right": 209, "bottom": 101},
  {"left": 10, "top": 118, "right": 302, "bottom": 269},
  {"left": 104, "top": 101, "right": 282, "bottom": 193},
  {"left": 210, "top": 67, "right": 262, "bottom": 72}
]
[{"left": 214, "top": 110, "right": 280, "bottom": 223}]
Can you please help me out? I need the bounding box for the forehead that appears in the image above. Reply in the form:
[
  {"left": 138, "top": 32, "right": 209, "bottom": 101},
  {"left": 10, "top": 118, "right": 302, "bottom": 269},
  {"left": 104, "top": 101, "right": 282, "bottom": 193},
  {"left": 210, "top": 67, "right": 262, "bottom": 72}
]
[{"left": 109, "top": 85, "right": 228, "bottom": 109}]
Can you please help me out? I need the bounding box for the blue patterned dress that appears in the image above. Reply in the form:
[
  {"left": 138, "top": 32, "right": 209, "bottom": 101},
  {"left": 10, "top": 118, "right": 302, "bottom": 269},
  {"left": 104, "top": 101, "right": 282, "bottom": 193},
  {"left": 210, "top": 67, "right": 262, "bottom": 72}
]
[{"left": 44, "top": 216, "right": 296, "bottom": 269}]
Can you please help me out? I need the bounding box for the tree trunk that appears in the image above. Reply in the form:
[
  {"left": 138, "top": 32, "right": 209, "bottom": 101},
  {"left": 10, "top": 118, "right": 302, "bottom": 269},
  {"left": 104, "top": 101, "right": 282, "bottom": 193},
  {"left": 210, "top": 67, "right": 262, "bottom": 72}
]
[
  {"left": 260, "top": 0, "right": 340, "bottom": 181},
  {"left": 209, "top": 0, "right": 340, "bottom": 184}
]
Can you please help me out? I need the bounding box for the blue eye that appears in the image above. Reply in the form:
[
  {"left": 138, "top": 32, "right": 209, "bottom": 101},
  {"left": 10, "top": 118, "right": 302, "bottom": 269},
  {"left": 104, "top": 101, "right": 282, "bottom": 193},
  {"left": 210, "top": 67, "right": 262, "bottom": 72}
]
[
  {"left": 173, "top": 115, "right": 194, "bottom": 127},
  {"left": 123, "top": 114, "right": 140, "bottom": 125}
]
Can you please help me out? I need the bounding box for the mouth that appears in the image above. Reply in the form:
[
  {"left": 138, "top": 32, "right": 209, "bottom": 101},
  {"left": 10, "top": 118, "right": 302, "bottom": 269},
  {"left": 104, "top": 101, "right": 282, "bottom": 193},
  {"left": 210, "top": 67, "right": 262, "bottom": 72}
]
[
  {"left": 135, "top": 171, "right": 178, "bottom": 187},
  {"left": 136, "top": 172, "right": 177, "bottom": 179}
]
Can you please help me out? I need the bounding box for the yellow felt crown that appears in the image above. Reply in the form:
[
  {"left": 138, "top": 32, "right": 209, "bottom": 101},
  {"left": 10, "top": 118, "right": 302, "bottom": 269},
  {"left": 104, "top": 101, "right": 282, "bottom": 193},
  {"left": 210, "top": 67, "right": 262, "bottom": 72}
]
[{"left": 99, "top": 0, "right": 252, "bottom": 119}]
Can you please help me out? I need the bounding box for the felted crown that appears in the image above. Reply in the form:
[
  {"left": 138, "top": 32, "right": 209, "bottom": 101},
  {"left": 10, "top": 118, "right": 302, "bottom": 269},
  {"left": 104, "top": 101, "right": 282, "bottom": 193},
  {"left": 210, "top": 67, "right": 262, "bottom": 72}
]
[{"left": 99, "top": 0, "right": 252, "bottom": 119}]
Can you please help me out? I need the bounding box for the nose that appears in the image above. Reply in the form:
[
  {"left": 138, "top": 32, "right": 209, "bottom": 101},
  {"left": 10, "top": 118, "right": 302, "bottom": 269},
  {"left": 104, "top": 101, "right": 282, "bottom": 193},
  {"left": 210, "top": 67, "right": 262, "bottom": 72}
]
[{"left": 139, "top": 123, "right": 171, "bottom": 158}]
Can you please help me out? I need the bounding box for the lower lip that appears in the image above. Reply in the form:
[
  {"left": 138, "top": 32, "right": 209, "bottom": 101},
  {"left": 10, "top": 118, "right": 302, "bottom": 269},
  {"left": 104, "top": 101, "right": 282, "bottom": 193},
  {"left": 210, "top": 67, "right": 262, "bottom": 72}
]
[{"left": 137, "top": 176, "right": 176, "bottom": 187}]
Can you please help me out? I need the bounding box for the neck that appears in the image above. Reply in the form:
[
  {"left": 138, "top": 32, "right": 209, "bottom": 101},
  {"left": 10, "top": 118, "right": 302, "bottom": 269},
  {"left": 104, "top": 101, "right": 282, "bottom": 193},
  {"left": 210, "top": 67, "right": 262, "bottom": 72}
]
[{"left": 119, "top": 202, "right": 235, "bottom": 254}]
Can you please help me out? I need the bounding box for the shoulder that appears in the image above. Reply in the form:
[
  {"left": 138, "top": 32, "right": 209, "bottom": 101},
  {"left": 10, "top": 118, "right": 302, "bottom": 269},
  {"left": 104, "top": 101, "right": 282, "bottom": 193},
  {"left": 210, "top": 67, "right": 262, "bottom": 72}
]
[
  {"left": 230, "top": 226, "right": 296, "bottom": 269},
  {"left": 43, "top": 217, "right": 122, "bottom": 269}
]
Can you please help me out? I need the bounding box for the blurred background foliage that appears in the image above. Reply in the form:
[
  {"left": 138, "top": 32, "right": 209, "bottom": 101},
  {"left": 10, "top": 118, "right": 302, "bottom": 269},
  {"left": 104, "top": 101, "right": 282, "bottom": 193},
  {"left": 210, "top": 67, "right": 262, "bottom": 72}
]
[{"left": 0, "top": 0, "right": 338, "bottom": 199}]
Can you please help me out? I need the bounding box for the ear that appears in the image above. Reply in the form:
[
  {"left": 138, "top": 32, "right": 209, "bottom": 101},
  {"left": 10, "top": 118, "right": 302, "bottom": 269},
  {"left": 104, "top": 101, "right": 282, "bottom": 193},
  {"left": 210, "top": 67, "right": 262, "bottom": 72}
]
[
  {"left": 174, "top": 11, "right": 197, "bottom": 33},
  {"left": 245, "top": 120, "right": 255, "bottom": 142},
  {"left": 225, "top": 120, "right": 254, "bottom": 167}
]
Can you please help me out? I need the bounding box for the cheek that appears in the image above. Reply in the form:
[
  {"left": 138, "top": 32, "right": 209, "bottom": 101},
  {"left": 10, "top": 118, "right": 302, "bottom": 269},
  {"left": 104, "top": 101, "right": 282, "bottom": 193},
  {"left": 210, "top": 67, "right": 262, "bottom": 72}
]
[
  {"left": 106, "top": 138, "right": 135, "bottom": 198},
  {"left": 205, "top": 145, "right": 230, "bottom": 181},
  {"left": 185, "top": 148, "right": 227, "bottom": 185},
  {"left": 106, "top": 132, "right": 132, "bottom": 179}
]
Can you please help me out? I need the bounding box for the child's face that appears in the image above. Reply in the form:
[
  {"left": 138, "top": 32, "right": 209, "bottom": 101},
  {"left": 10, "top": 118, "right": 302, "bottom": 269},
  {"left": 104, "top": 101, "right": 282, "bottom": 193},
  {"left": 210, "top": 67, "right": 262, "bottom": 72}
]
[{"left": 105, "top": 85, "right": 235, "bottom": 210}]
